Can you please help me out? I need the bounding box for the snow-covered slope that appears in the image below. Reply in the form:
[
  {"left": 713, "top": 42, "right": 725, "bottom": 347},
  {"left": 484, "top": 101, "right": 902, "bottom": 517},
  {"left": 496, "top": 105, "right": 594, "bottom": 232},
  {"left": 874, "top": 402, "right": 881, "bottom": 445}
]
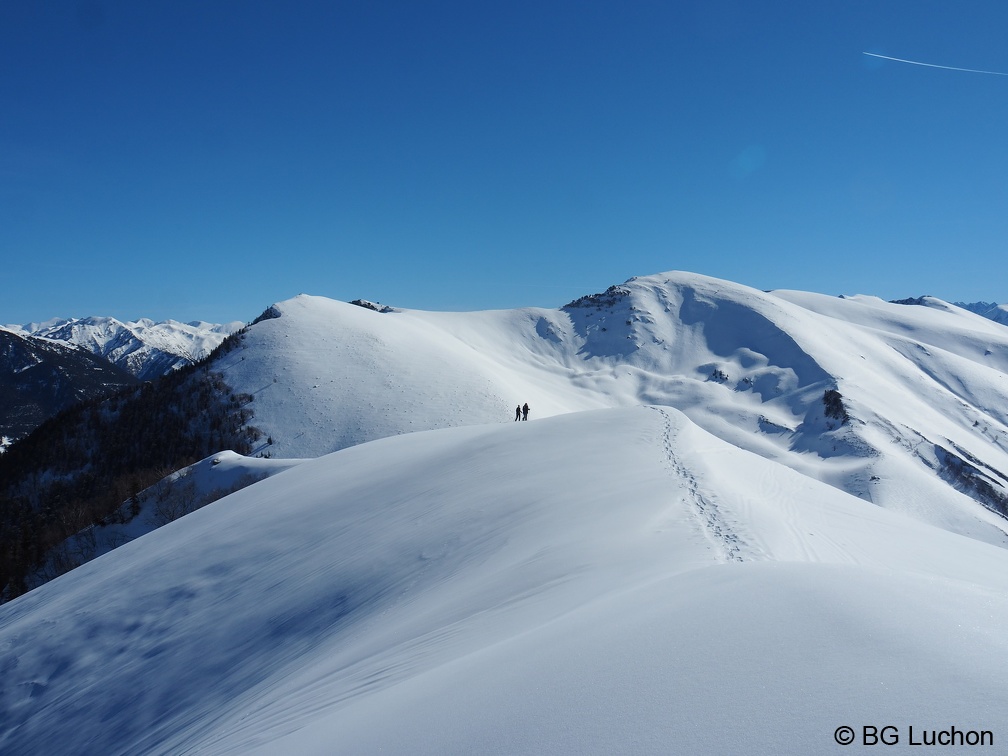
[
  {"left": 27, "top": 451, "right": 306, "bottom": 587},
  {"left": 3, "top": 408, "right": 1008, "bottom": 754},
  {"left": 218, "top": 272, "right": 1008, "bottom": 545},
  {"left": 7, "top": 316, "right": 244, "bottom": 380}
]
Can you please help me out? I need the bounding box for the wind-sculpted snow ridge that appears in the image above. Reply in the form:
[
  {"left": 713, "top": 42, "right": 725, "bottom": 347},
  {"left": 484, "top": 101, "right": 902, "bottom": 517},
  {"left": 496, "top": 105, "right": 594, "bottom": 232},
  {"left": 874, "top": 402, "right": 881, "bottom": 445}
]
[
  {"left": 216, "top": 272, "right": 1008, "bottom": 546},
  {"left": 3, "top": 408, "right": 1008, "bottom": 755}
]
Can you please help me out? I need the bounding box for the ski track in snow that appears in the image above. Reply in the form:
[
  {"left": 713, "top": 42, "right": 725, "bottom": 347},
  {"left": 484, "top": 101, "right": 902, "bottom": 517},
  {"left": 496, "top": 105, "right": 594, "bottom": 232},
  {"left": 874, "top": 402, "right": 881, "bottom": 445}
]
[{"left": 650, "top": 406, "right": 749, "bottom": 562}]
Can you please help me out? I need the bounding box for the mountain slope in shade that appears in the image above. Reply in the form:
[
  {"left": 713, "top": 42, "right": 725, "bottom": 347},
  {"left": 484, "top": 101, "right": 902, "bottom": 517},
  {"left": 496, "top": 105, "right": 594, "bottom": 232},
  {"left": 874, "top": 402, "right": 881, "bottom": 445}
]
[
  {"left": 7, "top": 316, "right": 244, "bottom": 380},
  {"left": 0, "top": 327, "right": 138, "bottom": 441},
  {"left": 955, "top": 300, "right": 1008, "bottom": 325},
  {"left": 216, "top": 271, "right": 1008, "bottom": 547},
  {"left": 21, "top": 450, "right": 306, "bottom": 592},
  {"left": 2, "top": 408, "right": 1007, "bottom": 754}
]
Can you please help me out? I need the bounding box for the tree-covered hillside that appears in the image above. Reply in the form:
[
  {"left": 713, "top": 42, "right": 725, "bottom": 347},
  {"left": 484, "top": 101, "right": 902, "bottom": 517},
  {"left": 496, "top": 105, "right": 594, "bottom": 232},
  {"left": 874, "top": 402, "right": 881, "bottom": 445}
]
[{"left": 0, "top": 329, "right": 263, "bottom": 601}]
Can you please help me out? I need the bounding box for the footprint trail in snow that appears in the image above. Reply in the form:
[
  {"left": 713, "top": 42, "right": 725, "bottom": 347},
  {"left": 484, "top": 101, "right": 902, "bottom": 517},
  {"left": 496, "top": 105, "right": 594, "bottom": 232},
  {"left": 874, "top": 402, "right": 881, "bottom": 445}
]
[{"left": 650, "top": 406, "right": 754, "bottom": 563}]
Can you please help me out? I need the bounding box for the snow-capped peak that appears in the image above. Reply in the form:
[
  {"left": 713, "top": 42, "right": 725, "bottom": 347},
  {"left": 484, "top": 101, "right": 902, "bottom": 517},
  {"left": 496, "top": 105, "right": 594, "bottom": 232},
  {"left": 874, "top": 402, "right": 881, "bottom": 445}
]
[{"left": 6, "top": 315, "right": 244, "bottom": 380}]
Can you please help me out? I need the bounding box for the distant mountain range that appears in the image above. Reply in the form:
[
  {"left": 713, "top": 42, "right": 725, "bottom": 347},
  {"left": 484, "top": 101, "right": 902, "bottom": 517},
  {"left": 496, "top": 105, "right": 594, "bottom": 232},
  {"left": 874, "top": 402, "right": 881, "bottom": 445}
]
[
  {"left": 0, "top": 316, "right": 244, "bottom": 445},
  {"left": 5, "top": 316, "right": 244, "bottom": 380},
  {"left": 954, "top": 301, "right": 1008, "bottom": 325},
  {"left": 0, "top": 329, "right": 137, "bottom": 443}
]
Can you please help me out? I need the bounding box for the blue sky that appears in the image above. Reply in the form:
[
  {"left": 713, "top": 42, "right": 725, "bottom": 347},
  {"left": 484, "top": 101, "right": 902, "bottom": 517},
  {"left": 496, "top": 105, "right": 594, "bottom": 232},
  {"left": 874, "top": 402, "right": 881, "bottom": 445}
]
[{"left": 3, "top": 1, "right": 1007, "bottom": 324}]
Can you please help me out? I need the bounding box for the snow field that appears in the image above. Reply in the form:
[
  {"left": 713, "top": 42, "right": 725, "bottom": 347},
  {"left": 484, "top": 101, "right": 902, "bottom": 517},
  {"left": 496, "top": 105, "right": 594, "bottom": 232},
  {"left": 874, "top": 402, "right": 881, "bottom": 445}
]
[{"left": 4, "top": 407, "right": 1008, "bottom": 753}]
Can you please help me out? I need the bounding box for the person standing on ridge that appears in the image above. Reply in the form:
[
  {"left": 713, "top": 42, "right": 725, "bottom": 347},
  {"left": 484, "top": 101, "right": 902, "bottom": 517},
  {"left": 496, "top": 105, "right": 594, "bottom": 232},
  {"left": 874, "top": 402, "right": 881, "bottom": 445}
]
[
  {"left": 522, "top": 402, "right": 530, "bottom": 421},
  {"left": 515, "top": 404, "right": 522, "bottom": 422}
]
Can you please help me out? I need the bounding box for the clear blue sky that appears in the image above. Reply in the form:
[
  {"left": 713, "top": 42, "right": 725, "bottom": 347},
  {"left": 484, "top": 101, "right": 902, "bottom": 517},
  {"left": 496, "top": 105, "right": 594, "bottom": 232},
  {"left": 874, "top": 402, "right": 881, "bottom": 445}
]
[{"left": 3, "top": 1, "right": 1007, "bottom": 325}]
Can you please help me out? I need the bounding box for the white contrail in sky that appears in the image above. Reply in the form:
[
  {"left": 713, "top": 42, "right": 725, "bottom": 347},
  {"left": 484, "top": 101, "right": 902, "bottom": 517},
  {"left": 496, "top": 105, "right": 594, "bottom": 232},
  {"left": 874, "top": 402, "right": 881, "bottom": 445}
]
[{"left": 863, "top": 51, "right": 1008, "bottom": 76}]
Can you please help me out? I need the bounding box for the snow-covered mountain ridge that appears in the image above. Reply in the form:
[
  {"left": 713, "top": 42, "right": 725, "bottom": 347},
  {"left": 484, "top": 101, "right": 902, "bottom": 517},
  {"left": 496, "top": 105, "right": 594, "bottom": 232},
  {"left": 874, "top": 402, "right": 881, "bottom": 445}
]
[
  {"left": 213, "top": 271, "right": 1008, "bottom": 547},
  {"left": 4, "top": 269, "right": 1008, "bottom": 753},
  {"left": 6, "top": 316, "right": 244, "bottom": 380}
]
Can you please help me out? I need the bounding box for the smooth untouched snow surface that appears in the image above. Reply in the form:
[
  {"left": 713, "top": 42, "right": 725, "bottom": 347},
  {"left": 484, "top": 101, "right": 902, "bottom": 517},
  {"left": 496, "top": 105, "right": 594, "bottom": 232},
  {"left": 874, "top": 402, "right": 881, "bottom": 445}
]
[{"left": 2, "top": 408, "right": 1008, "bottom": 754}]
